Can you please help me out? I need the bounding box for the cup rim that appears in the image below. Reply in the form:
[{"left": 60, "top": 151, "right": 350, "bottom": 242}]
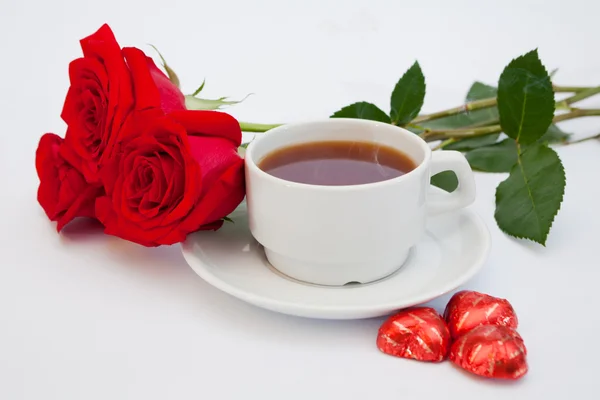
[{"left": 245, "top": 118, "right": 432, "bottom": 191}]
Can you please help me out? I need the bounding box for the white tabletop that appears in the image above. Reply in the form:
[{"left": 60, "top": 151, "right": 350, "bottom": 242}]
[{"left": 2, "top": 0, "right": 600, "bottom": 398}]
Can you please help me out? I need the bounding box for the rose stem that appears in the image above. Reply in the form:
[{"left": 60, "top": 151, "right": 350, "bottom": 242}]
[
  {"left": 237, "top": 86, "right": 600, "bottom": 134},
  {"left": 555, "top": 86, "right": 600, "bottom": 108},
  {"left": 565, "top": 132, "right": 600, "bottom": 145},
  {"left": 421, "top": 109, "right": 600, "bottom": 142},
  {"left": 432, "top": 138, "right": 456, "bottom": 150},
  {"left": 238, "top": 122, "right": 282, "bottom": 132},
  {"left": 552, "top": 108, "right": 600, "bottom": 122},
  {"left": 411, "top": 98, "right": 497, "bottom": 124},
  {"left": 553, "top": 85, "right": 590, "bottom": 93},
  {"left": 412, "top": 85, "right": 600, "bottom": 125}
]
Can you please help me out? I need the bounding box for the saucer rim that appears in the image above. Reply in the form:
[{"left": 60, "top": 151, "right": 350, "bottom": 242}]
[{"left": 181, "top": 205, "right": 491, "bottom": 317}]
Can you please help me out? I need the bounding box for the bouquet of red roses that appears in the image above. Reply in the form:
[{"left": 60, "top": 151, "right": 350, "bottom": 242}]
[
  {"left": 37, "top": 24, "right": 600, "bottom": 248},
  {"left": 35, "top": 24, "right": 245, "bottom": 247}
]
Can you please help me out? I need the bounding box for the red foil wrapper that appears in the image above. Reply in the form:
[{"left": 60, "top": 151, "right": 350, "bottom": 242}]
[
  {"left": 449, "top": 325, "right": 528, "bottom": 380},
  {"left": 377, "top": 307, "right": 451, "bottom": 362},
  {"left": 444, "top": 291, "right": 518, "bottom": 338}
]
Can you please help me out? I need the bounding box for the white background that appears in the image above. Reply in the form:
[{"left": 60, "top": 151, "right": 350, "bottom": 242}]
[{"left": 1, "top": 0, "right": 600, "bottom": 398}]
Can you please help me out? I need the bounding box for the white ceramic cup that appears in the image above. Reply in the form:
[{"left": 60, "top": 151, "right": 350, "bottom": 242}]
[{"left": 245, "top": 118, "right": 476, "bottom": 286}]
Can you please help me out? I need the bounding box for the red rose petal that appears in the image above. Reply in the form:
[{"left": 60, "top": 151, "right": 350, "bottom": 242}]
[
  {"left": 122, "top": 47, "right": 161, "bottom": 111},
  {"left": 145, "top": 55, "right": 185, "bottom": 113},
  {"left": 79, "top": 23, "right": 123, "bottom": 61},
  {"left": 169, "top": 110, "right": 242, "bottom": 146},
  {"left": 179, "top": 156, "right": 245, "bottom": 231},
  {"left": 36, "top": 133, "right": 102, "bottom": 230}
]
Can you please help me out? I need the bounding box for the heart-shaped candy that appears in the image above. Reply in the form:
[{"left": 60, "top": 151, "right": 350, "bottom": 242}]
[
  {"left": 449, "top": 325, "right": 528, "bottom": 379},
  {"left": 444, "top": 290, "right": 518, "bottom": 338},
  {"left": 377, "top": 307, "right": 451, "bottom": 362}
]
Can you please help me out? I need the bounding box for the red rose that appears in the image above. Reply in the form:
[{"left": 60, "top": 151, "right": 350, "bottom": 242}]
[
  {"left": 35, "top": 133, "right": 104, "bottom": 231},
  {"left": 60, "top": 24, "right": 184, "bottom": 182},
  {"left": 95, "top": 110, "right": 245, "bottom": 246}
]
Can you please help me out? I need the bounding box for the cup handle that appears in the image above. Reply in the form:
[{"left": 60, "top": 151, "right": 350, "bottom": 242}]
[{"left": 427, "top": 151, "right": 476, "bottom": 215}]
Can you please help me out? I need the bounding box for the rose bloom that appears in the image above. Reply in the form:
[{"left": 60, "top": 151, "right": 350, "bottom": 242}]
[
  {"left": 36, "top": 26, "right": 246, "bottom": 244},
  {"left": 95, "top": 109, "right": 245, "bottom": 246},
  {"left": 93, "top": 46, "right": 245, "bottom": 246},
  {"left": 36, "top": 133, "right": 103, "bottom": 230},
  {"left": 59, "top": 24, "right": 184, "bottom": 183}
]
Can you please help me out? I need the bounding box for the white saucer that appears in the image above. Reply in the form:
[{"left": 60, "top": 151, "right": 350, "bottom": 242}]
[{"left": 181, "top": 200, "right": 490, "bottom": 320}]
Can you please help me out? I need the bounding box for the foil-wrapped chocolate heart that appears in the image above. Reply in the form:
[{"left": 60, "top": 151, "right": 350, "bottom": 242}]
[
  {"left": 444, "top": 290, "right": 518, "bottom": 338},
  {"left": 449, "top": 325, "right": 528, "bottom": 380},
  {"left": 377, "top": 307, "right": 451, "bottom": 362}
]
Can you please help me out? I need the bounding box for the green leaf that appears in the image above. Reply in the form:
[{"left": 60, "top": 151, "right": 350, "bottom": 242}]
[
  {"left": 431, "top": 171, "right": 458, "bottom": 193},
  {"left": 419, "top": 82, "right": 498, "bottom": 131},
  {"left": 185, "top": 94, "right": 251, "bottom": 110},
  {"left": 390, "top": 62, "right": 426, "bottom": 125},
  {"left": 539, "top": 124, "right": 570, "bottom": 143},
  {"left": 148, "top": 44, "right": 180, "bottom": 88},
  {"left": 445, "top": 134, "right": 500, "bottom": 151},
  {"left": 222, "top": 216, "right": 235, "bottom": 224},
  {"left": 466, "top": 82, "right": 498, "bottom": 101},
  {"left": 465, "top": 139, "right": 518, "bottom": 172},
  {"left": 331, "top": 102, "right": 391, "bottom": 123},
  {"left": 497, "top": 49, "right": 555, "bottom": 145},
  {"left": 494, "top": 144, "right": 565, "bottom": 245},
  {"left": 192, "top": 79, "right": 206, "bottom": 96}
]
